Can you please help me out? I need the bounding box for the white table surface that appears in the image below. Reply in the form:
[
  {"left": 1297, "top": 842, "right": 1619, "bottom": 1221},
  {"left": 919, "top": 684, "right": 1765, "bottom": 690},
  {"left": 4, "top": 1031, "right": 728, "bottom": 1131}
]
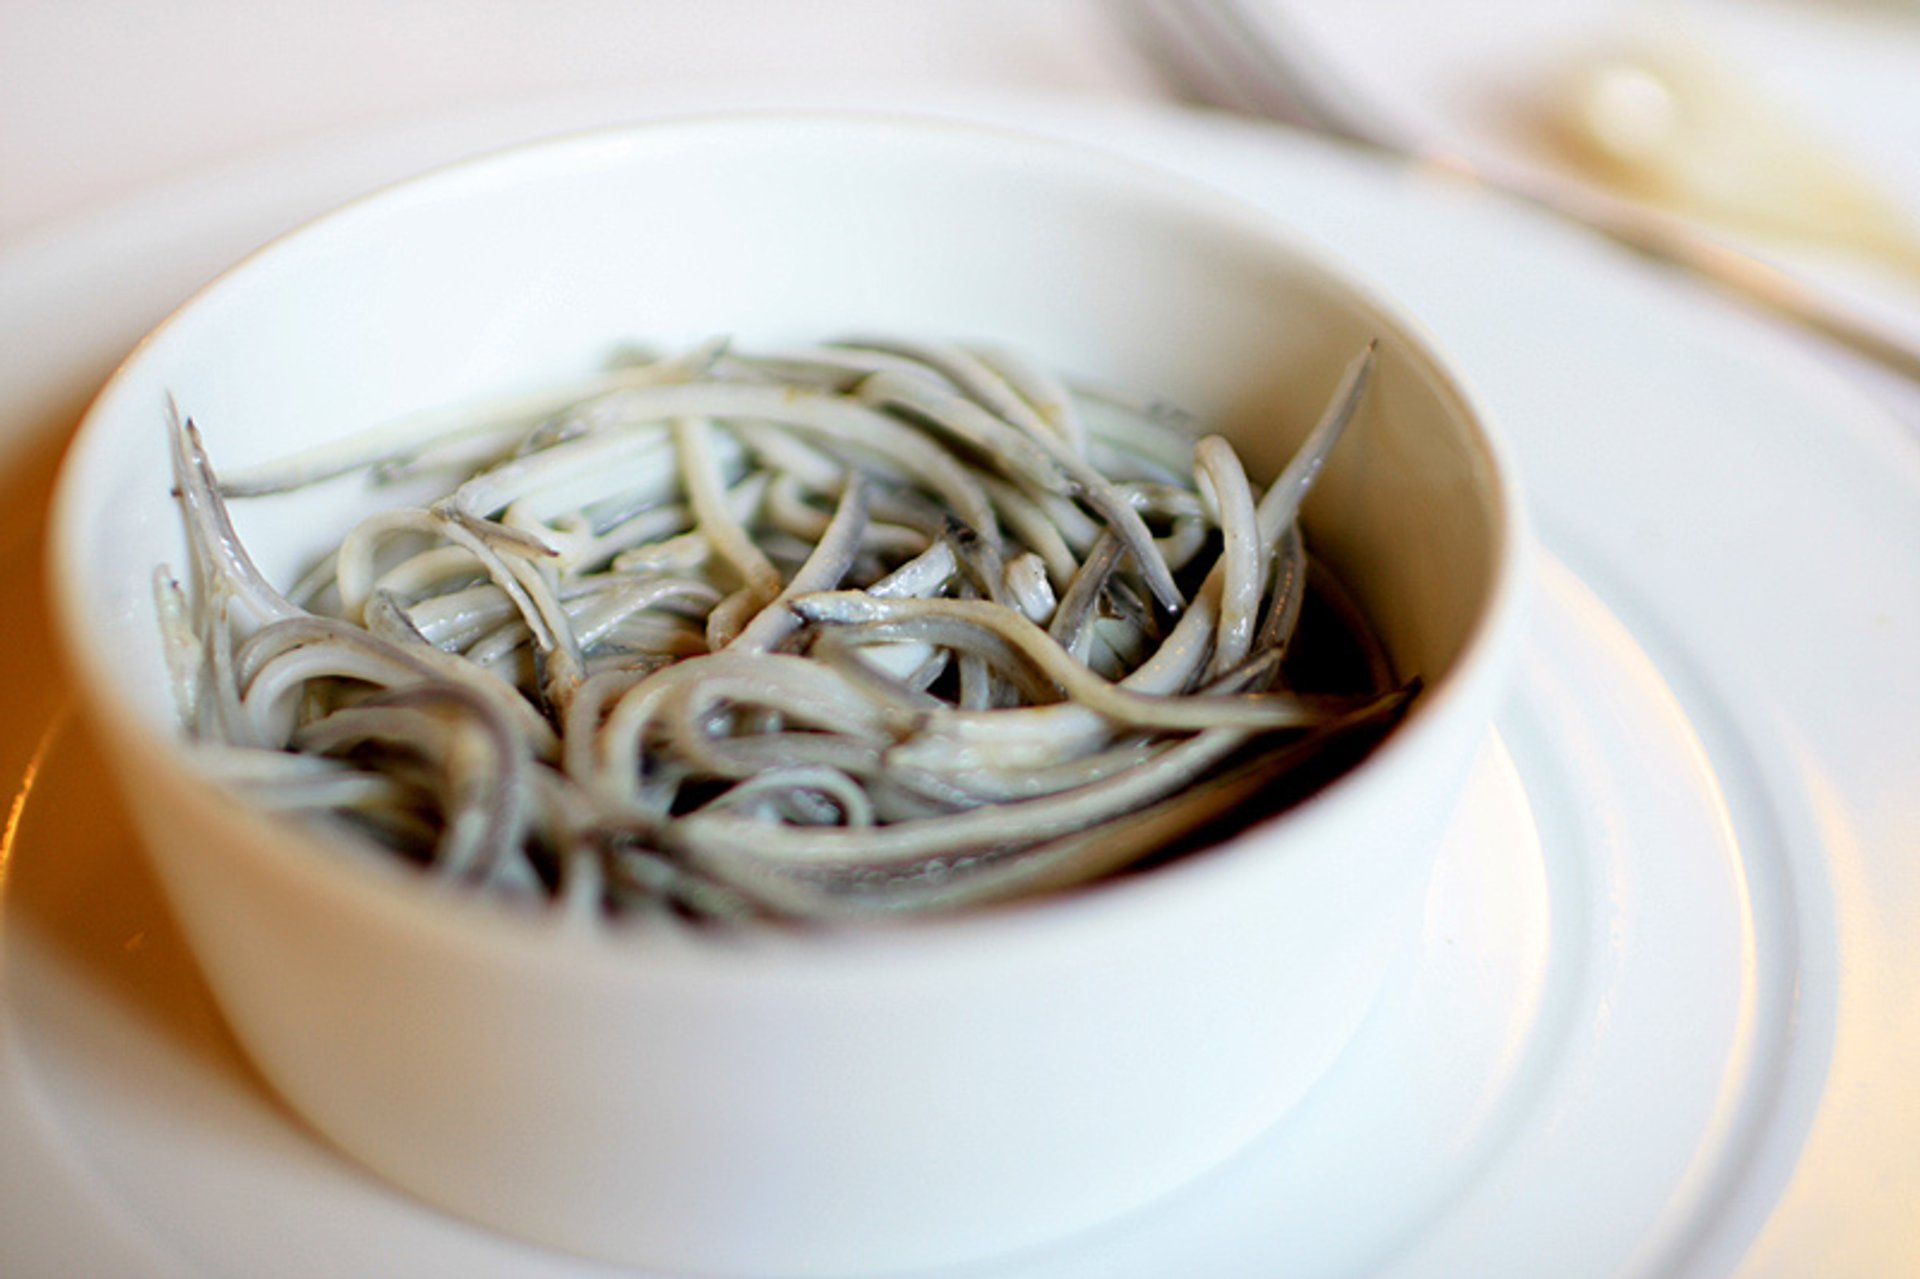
[
  {"left": 5, "top": 4, "right": 1919, "bottom": 1277},
  {"left": 0, "top": 0, "right": 1159, "bottom": 246}
]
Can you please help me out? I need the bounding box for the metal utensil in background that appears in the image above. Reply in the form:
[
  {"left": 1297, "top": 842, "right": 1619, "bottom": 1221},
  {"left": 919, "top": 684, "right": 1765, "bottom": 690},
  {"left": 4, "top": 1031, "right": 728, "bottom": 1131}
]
[{"left": 1114, "top": 0, "right": 1920, "bottom": 385}]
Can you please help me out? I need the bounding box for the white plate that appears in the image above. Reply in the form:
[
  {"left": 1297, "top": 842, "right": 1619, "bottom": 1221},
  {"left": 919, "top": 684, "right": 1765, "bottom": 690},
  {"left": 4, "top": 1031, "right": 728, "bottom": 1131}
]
[
  {"left": 3, "top": 89, "right": 1917, "bottom": 1278},
  {"left": 1269, "top": 0, "right": 1920, "bottom": 198},
  {"left": 1258, "top": 0, "right": 1920, "bottom": 338}
]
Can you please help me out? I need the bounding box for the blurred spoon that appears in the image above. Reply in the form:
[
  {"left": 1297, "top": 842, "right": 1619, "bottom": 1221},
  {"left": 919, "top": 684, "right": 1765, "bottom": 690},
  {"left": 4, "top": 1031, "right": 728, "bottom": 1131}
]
[
  {"left": 1548, "top": 25, "right": 1920, "bottom": 283},
  {"left": 1115, "top": 0, "right": 1920, "bottom": 384}
]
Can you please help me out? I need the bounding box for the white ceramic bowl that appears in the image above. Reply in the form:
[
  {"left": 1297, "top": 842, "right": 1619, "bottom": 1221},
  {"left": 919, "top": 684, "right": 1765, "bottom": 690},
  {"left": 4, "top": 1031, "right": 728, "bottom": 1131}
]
[{"left": 49, "top": 115, "right": 1526, "bottom": 1276}]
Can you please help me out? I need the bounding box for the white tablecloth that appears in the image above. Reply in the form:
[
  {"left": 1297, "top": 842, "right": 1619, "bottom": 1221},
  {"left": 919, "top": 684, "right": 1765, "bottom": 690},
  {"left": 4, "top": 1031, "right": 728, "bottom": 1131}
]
[
  {"left": 0, "top": 1, "right": 1159, "bottom": 245},
  {"left": 5, "top": 6, "right": 1918, "bottom": 1277}
]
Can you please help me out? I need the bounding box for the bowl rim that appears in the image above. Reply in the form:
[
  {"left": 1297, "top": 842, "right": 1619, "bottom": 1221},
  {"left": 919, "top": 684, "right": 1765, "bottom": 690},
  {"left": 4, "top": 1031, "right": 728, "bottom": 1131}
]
[{"left": 46, "top": 108, "right": 1532, "bottom": 976}]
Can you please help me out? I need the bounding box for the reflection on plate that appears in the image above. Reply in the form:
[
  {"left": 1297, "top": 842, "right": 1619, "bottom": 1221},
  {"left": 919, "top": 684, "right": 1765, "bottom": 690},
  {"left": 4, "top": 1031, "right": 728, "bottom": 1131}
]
[{"left": 2, "top": 89, "right": 1916, "bottom": 1277}]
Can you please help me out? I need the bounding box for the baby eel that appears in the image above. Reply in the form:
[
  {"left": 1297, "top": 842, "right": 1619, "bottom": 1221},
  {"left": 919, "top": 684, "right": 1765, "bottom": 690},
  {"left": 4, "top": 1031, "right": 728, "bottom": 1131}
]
[{"left": 161, "top": 335, "right": 1399, "bottom": 922}]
